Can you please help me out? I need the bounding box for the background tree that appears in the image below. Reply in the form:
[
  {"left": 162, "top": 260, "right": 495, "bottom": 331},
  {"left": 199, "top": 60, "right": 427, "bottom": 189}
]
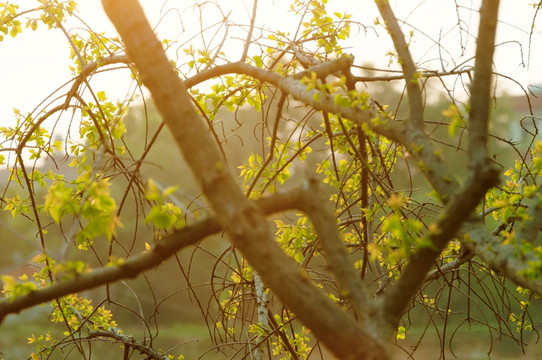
[{"left": 1, "top": 0, "right": 542, "bottom": 359}]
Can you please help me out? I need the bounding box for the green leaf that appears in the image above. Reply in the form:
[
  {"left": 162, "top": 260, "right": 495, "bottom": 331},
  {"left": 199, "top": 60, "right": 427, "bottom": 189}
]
[
  {"left": 253, "top": 55, "right": 263, "bottom": 68},
  {"left": 97, "top": 91, "right": 106, "bottom": 101},
  {"left": 334, "top": 94, "right": 351, "bottom": 107},
  {"left": 442, "top": 103, "right": 464, "bottom": 137},
  {"left": 44, "top": 182, "right": 76, "bottom": 223},
  {"left": 163, "top": 185, "right": 179, "bottom": 197},
  {"left": 145, "top": 179, "right": 161, "bottom": 201},
  {"left": 146, "top": 205, "right": 174, "bottom": 229}
]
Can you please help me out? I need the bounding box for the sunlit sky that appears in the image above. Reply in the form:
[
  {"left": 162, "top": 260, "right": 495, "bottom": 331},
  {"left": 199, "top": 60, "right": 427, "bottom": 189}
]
[{"left": 0, "top": 0, "right": 541, "bottom": 127}]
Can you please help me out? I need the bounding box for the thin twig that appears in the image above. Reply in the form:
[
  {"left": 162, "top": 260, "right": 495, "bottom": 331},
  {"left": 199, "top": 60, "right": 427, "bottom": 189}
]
[{"left": 240, "top": 0, "right": 258, "bottom": 62}]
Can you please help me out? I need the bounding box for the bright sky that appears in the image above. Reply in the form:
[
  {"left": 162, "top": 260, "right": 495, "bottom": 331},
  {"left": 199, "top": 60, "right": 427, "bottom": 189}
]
[{"left": 0, "top": 0, "right": 540, "bottom": 127}]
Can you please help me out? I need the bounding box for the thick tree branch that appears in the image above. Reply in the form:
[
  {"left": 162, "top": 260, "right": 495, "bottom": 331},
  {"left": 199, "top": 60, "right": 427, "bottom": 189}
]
[
  {"left": 381, "top": 165, "right": 500, "bottom": 328},
  {"left": 515, "top": 185, "right": 542, "bottom": 244},
  {"left": 185, "top": 53, "right": 353, "bottom": 87},
  {"left": 375, "top": 0, "right": 424, "bottom": 127},
  {"left": 371, "top": 1, "right": 459, "bottom": 199},
  {"left": 101, "top": 1, "right": 389, "bottom": 359},
  {"left": 369, "top": 2, "right": 542, "bottom": 303},
  {"left": 461, "top": 219, "right": 542, "bottom": 295},
  {"left": 389, "top": 0, "right": 542, "bottom": 301},
  {"left": 299, "top": 178, "right": 374, "bottom": 324},
  {"left": 88, "top": 329, "right": 169, "bottom": 360},
  {"left": 398, "top": 126, "right": 460, "bottom": 200},
  {"left": 0, "top": 190, "right": 297, "bottom": 324},
  {"left": 468, "top": 0, "right": 500, "bottom": 169},
  {"left": 183, "top": 57, "right": 400, "bottom": 142}
]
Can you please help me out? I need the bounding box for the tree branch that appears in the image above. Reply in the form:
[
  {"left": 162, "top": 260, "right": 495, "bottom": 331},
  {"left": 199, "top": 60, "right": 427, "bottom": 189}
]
[
  {"left": 353, "top": 68, "right": 472, "bottom": 83},
  {"left": 373, "top": 1, "right": 461, "bottom": 199},
  {"left": 67, "top": 54, "right": 131, "bottom": 102},
  {"left": 299, "top": 178, "right": 374, "bottom": 324},
  {"left": 0, "top": 190, "right": 299, "bottom": 324},
  {"left": 461, "top": 219, "right": 542, "bottom": 295},
  {"left": 184, "top": 58, "right": 400, "bottom": 142},
  {"left": 240, "top": 0, "right": 258, "bottom": 62},
  {"left": 375, "top": 0, "right": 424, "bottom": 127},
  {"left": 88, "top": 329, "right": 169, "bottom": 360},
  {"left": 468, "top": 0, "right": 500, "bottom": 169},
  {"left": 424, "top": 252, "right": 474, "bottom": 282},
  {"left": 515, "top": 185, "right": 542, "bottom": 244},
  {"left": 381, "top": 165, "right": 500, "bottom": 328}
]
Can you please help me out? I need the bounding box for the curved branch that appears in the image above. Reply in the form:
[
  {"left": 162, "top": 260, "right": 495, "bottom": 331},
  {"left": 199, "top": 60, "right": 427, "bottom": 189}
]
[
  {"left": 184, "top": 58, "right": 400, "bottom": 142},
  {"left": 88, "top": 329, "right": 169, "bottom": 360},
  {"left": 184, "top": 53, "right": 353, "bottom": 87},
  {"left": 246, "top": 92, "right": 286, "bottom": 197},
  {"left": 15, "top": 55, "right": 132, "bottom": 156},
  {"left": 66, "top": 54, "right": 132, "bottom": 106}
]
